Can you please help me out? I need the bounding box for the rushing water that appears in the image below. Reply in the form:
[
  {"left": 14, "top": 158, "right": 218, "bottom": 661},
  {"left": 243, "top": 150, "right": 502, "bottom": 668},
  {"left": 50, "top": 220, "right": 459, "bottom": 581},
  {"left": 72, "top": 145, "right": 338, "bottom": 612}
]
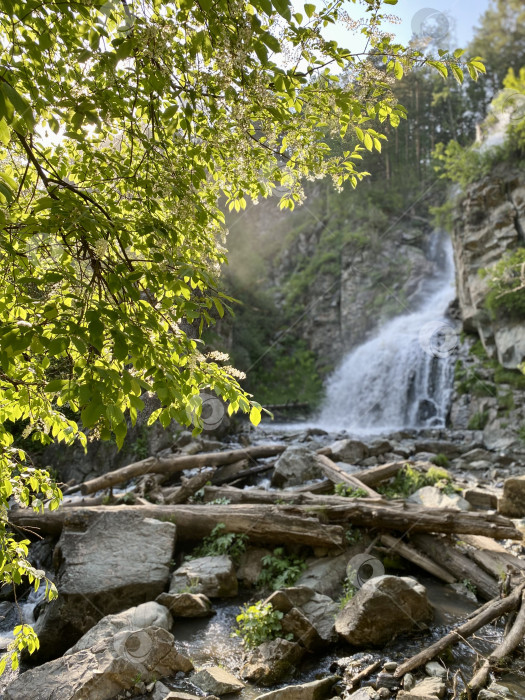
[{"left": 317, "top": 232, "right": 457, "bottom": 434}]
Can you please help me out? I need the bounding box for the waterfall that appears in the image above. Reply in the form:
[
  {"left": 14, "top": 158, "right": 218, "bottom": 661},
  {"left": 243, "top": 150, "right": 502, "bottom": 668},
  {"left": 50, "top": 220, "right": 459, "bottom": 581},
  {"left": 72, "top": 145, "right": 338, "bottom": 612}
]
[{"left": 317, "top": 232, "right": 457, "bottom": 434}]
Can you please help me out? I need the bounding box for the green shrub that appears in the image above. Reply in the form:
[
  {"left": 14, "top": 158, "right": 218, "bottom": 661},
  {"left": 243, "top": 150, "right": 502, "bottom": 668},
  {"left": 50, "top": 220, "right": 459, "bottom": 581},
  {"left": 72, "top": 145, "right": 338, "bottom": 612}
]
[
  {"left": 187, "top": 523, "right": 248, "bottom": 563},
  {"left": 232, "top": 601, "right": 290, "bottom": 648},
  {"left": 257, "top": 548, "right": 307, "bottom": 591},
  {"left": 468, "top": 410, "right": 490, "bottom": 431},
  {"left": 431, "top": 454, "right": 450, "bottom": 468},
  {"left": 338, "top": 578, "right": 357, "bottom": 609},
  {"left": 334, "top": 483, "right": 369, "bottom": 498},
  {"left": 378, "top": 464, "right": 456, "bottom": 499}
]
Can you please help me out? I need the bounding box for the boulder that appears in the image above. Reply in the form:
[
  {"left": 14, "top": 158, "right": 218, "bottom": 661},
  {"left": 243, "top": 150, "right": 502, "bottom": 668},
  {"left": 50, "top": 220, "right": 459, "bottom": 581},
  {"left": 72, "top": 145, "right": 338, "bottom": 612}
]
[
  {"left": 335, "top": 576, "right": 433, "bottom": 646},
  {"left": 241, "top": 638, "right": 305, "bottom": 686},
  {"left": 328, "top": 439, "right": 369, "bottom": 464},
  {"left": 346, "top": 689, "right": 377, "bottom": 700},
  {"left": 156, "top": 592, "right": 213, "bottom": 617},
  {"left": 271, "top": 446, "right": 323, "bottom": 487},
  {"left": 498, "top": 475, "right": 525, "bottom": 517},
  {"left": 32, "top": 511, "right": 176, "bottom": 660},
  {"left": 296, "top": 554, "right": 348, "bottom": 599},
  {"left": 237, "top": 548, "right": 272, "bottom": 586},
  {"left": 397, "top": 676, "right": 445, "bottom": 699},
  {"left": 408, "top": 486, "right": 471, "bottom": 511},
  {"left": 265, "top": 587, "right": 338, "bottom": 652},
  {"left": 254, "top": 675, "right": 339, "bottom": 700},
  {"left": 169, "top": 556, "right": 238, "bottom": 598},
  {"left": 191, "top": 667, "right": 245, "bottom": 695},
  {"left": 4, "top": 627, "right": 192, "bottom": 700},
  {"left": 424, "top": 662, "right": 447, "bottom": 679},
  {"left": 65, "top": 601, "right": 172, "bottom": 654},
  {"left": 494, "top": 323, "right": 525, "bottom": 369}
]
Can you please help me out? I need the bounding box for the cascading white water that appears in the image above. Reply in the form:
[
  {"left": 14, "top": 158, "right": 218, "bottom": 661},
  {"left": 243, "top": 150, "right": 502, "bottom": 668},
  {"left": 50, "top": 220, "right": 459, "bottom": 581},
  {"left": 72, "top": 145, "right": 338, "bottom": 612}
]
[{"left": 317, "top": 232, "right": 457, "bottom": 434}]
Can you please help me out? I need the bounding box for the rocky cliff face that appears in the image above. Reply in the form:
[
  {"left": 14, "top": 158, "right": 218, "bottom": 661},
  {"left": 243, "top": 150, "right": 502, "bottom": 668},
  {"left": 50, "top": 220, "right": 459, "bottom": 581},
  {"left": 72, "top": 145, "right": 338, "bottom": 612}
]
[
  {"left": 449, "top": 168, "right": 525, "bottom": 451},
  {"left": 451, "top": 167, "right": 525, "bottom": 368}
]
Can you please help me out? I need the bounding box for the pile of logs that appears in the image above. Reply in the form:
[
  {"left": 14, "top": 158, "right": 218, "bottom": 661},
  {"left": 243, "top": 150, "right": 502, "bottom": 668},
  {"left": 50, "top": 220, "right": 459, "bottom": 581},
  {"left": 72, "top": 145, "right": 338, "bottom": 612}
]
[{"left": 10, "top": 442, "right": 525, "bottom": 697}]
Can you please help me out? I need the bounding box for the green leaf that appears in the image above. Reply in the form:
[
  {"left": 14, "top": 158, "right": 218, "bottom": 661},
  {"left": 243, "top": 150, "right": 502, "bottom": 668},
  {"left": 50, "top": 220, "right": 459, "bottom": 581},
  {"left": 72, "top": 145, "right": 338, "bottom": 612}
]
[
  {"left": 81, "top": 401, "right": 105, "bottom": 428},
  {"left": 304, "top": 3, "right": 315, "bottom": 17},
  {"left": 1, "top": 83, "right": 35, "bottom": 129},
  {"left": 0, "top": 118, "right": 9, "bottom": 146}
]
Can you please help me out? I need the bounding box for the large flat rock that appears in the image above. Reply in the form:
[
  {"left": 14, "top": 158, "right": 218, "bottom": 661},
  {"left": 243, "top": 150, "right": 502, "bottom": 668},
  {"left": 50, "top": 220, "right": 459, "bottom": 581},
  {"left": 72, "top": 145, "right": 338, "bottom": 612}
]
[
  {"left": 5, "top": 627, "right": 192, "bottom": 700},
  {"left": 33, "top": 511, "right": 176, "bottom": 660}
]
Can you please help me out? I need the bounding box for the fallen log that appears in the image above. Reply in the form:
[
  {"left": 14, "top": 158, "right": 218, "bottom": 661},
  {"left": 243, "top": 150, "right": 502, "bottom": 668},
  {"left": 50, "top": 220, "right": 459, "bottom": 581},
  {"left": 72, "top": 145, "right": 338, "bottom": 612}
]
[
  {"left": 304, "top": 502, "right": 523, "bottom": 540},
  {"left": 314, "top": 454, "right": 381, "bottom": 498},
  {"left": 460, "top": 535, "right": 525, "bottom": 579},
  {"left": 164, "top": 468, "right": 215, "bottom": 505},
  {"left": 468, "top": 591, "right": 525, "bottom": 696},
  {"left": 351, "top": 461, "right": 412, "bottom": 487},
  {"left": 13, "top": 498, "right": 522, "bottom": 542},
  {"left": 394, "top": 581, "right": 525, "bottom": 678},
  {"left": 79, "top": 444, "right": 286, "bottom": 495},
  {"left": 292, "top": 479, "right": 333, "bottom": 494},
  {"left": 380, "top": 533, "right": 456, "bottom": 584},
  {"left": 410, "top": 534, "right": 500, "bottom": 601},
  {"left": 8, "top": 503, "right": 345, "bottom": 549},
  {"left": 212, "top": 459, "right": 251, "bottom": 485},
  {"left": 201, "top": 485, "right": 385, "bottom": 506}
]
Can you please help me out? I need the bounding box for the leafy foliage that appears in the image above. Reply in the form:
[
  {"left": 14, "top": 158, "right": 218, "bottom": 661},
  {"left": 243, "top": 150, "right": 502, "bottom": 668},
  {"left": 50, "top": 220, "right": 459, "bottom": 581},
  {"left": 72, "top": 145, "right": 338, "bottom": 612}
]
[
  {"left": 257, "top": 547, "right": 306, "bottom": 590},
  {"left": 0, "top": 0, "right": 483, "bottom": 670},
  {"left": 334, "top": 483, "right": 369, "bottom": 498},
  {"left": 232, "top": 600, "right": 289, "bottom": 649},
  {"left": 338, "top": 578, "right": 357, "bottom": 609},
  {"left": 377, "top": 464, "right": 455, "bottom": 499},
  {"left": 187, "top": 523, "right": 248, "bottom": 564}
]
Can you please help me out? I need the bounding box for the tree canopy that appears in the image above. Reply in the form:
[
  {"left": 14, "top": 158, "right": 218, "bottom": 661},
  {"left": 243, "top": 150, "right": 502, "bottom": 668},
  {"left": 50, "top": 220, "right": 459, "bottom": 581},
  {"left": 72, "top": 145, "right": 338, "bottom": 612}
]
[{"left": 0, "top": 0, "right": 483, "bottom": 666}]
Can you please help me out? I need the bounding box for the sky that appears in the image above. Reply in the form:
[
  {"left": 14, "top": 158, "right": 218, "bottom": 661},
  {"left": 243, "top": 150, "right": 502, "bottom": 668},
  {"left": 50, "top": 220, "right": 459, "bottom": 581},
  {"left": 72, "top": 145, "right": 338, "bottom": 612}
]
[{"left": 322, "top": 0, "right": 492, "bottom": 54}]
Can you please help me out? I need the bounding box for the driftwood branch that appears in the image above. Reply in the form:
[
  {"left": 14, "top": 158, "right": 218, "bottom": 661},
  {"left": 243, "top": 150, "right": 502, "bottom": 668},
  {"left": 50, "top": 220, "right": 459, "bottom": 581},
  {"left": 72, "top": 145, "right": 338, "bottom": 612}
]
[
  {"left": 314, "top": 454, "right": 382, "bottom": 498},
  {"left": 394, "top": 582, "right": 525, "bottom": 678},
  {"left": 468, "top": 591, "right": 525, "bottom": 696},
  {"left": 79, "top": 444, "right": 286, "bottom": 495}
]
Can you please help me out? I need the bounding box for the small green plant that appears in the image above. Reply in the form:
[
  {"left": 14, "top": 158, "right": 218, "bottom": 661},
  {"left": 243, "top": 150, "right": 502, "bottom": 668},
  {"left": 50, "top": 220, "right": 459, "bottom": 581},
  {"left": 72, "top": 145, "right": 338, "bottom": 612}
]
[
  {"left": 345, "top": 527, "right": 363, "bottom": 545},
  {"left": 431, "top": 453, "right": 450, "bottom": 468},
  {"left": 378, "top": 465, "right": 456, "bottom": 499},
  {"left": 334, "top": 483, "right": 368, "bottom": 498},
  {"left": 257, "top": 547, "right": 307, "bottom": 591},
  {"left": 338, "top": 578, "right": 357, "bottom": 609},
  {"left": 518, "top": 426, "right": 525, "bottom": 443},
  {"left": 187, "top": 523, "right": 248, "bottom": 564},
  {"left": 468, "top": 410, "right": 490, "bottom": 431},
  {"left": 462, "top": 579, "right": 477, "bottom": 596},
  {"left": 232, "top": 601, "right": 290, "bottom": 649},
  {"left": 181, "top": 576, "right": 201, "bottom": 593}
]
